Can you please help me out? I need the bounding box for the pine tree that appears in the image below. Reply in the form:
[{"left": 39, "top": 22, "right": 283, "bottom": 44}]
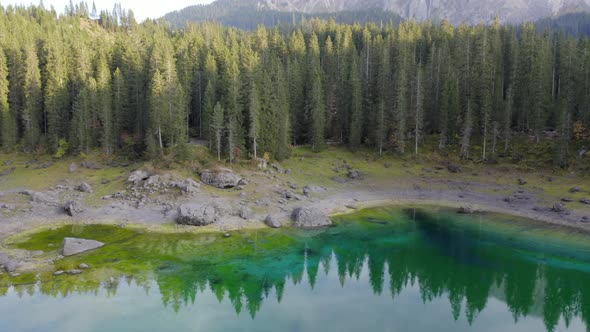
[
  {"left": 148, "top": 69, "right": 165, "bottom": 155},
  {"left": 248, "top": 80, "right": 260, "bottom": 159},
  {"left": 70, "top": 80, "right": 94, "bottom": 153},
  {"left": 96, "top": 52, "right": 113, "bottom": 155},
  {"left": 0, "top": 50, "right": 16, "bottom": 151},
  {"left": 307, "top": 33, "right": 325, "bottom": 152},
  {"left": 21, "top": 45, "right": 42, "bottom": 150},
  {"left": 414, "top": 63, "right": 425, "bottom": 156},
  {"left": 112, "top": 68, "right": 127, "bottom": 149},
  {"left": 211, "top": 102, "right": 224, "bottom": 161},
  {"left": 349, "top": 52, "right": 363, "bottom": 147}
]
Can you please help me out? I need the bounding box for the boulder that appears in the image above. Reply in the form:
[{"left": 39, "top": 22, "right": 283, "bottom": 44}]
[
  {"left": 238, "top": 206, "right": 254, "bottom": 220},
  {"left": 518, "top": 178, "right": 527, "bottom": 186},
  {"left": 77, "top": 182, "right": 93, "bottom": 193},
  {"left": 69, "top": 163, "right": 78, "bottom": 173},
  {"left": 128, "top": 170, "right": 150, "bottom": 185},
  {"left": 347, "top": 170, "right": 363, "bottom": 180},
  {"left": 282, "top": 190, "right": 296, "bottom": 200},
  {"left": 0, "top": 253, "right": 18, "bottom": 273},
  {"left": 54, "top": 270, "right": 65, "bottom": 276},
  {"left": 61, "top": 237, "right": 105, "bottom": 257},
  {"left": 200, "top": 168, "right": 242, "bottom": 189},
  {"left": 67, "top": 269, "right": 83, "bottom": 275},
  {"left": 264, "top": 215, "right": 282, "bottom": 228},
  {"left": 291, "top": 207, "right": 332, "bottom": 228},
  {"left": 561, "top": 197, "right": 574, "bottom": 203},
  {"left": 64, "top": 200, "right": 85, "bottom": 217},
  {"left": 79, "top": 263, "right": 89, "bottom": 269},
  {"left": 582, "top": 217, "right": 590, "bottom": 223},
  {"left": 174, "top": 178, "right": 201, "bottom": 195},
  {"left": 177, "top": 204, "right": 222, "bottom": 226},
  {"left": 581, "top": 199, "right": 590, "bottom": 205},
  {"left": 551, "top": 203, "right": 567, "bottom": 213},
  {"left": 81, "top": 161, "right": 104, "bottom": 170},
  {"left": 570, "top": 186, "right": 583, "bottom": 193},
  {"left": 457, "top": 205, "right": 477, "bottom": 214}
]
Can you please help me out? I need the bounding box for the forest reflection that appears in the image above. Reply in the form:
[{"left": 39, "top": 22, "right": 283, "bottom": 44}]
[{"left": 2, "top": 209, "right": 589, "bottom": 332}]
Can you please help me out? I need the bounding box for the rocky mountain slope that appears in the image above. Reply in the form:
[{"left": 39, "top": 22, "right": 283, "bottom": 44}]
[{"left": 256, "top": 0, "right": 590, "bottom": 23}]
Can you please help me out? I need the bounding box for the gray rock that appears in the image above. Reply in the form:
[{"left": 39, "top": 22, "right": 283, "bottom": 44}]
[
  {"left": 200, "top": 168, "right": 242, "bottom": 189},
  {"left": 53, "top": 270, "right": 65, "bottom": 276},
  {"left": 347, "top": 170, "right": 363, "bottom": 180},
  {"left": 79, "top": 263, "right": 89, "bottom": 269},
  {"left": 144, "top": 175, "right": 162, "bottom": 187},
  {"left": 581, "top": 199, "right": 590, "bottom": 205},
  {"left": 291, "top": 207, "right": 332, "bottom": 228},
  {"left": 570, "top": 187, "right": 583, "bottom": 193},
  {"left": 561, "top": 197, "right": 574, "bottom": 203},
  {"left": 128, "top": 170, "right": 150, "bottom": 185},
  {"left": 77, "top": 182, "right": 93, "bottom": 193},
  {"left": 0, "top": 253, "right": 19, "bottom": 273},
  {"left": 332, "top": 176, "right": 348, "bottom": 184},
  {"left": 457, "top": 205, "right": 477, "bottom": 214},
  {"left": 551, "top": 203, "right": 567, "bottom": 213},
  {"left": 33, "top": 162, "right": 54, "bottom": 170},
  {"left": 3, "top": 260, "right": 18, "bottom": 273},
  {"left": 271, "top": 163, "right": 285, "bottom": 174},
  {"left": 69, "top": 163, "right": 78, "bottom": 173},
  {"left": 238, "top": 206, "right": 254, "bottom": 220},
  {"left": 61, "top": 238, "right": 105, "bottom": 256},
  {"left": 64, "top": 200, "right": 85, "bottom": 216},
  {"left": 174, "top": 178, "right": 201, "bottom": 194},
  {"left": 0, "top": 203, "right": 15, "bottom": 210},
  {"left": 303, "top": 186, "right": 327, "bottom": 197},
  {"left": 264, "top": 215, "right": 282, "bottom": 228},
  {"left": 384, "top": 162, "right": 392, "bottom": 168},
  {"left": 518, "top": 178, "right": 528, "bottom": 186},
  {"left": 81, "top": 161, "right": 103, "bottom": 170},
  {"left": 31, "top": 192, "right": 58, "bottom": 205},
  {"left": 177, "top": 204, "right": 222, "bottom": 226},
  {"left": 67, "top": 269, "right": 83, "bottom": 275},
  {"left": 282, "top": 190, "right": 296, "bottom": 200},
  {"left": 582, "top": 217, "right": 590, "bottom": 223}
]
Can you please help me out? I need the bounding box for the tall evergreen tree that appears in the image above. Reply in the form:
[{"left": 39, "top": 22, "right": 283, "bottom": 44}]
[{"left": 0, "top": 50, "right": 16, "bottom": 151}]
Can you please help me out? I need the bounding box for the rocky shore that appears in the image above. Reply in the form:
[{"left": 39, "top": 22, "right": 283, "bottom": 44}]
[{"left": 1, "top": 156, "right": 590, "bottom": 275}]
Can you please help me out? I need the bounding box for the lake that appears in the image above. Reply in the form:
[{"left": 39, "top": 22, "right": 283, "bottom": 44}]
[{"left": 1, "top": 206, "right": 589, "bottom": 332}]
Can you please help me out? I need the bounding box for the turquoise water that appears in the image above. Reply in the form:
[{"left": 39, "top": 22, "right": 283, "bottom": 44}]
[{"left": 1, "top": 207, "right": 590, "bottom": 332}]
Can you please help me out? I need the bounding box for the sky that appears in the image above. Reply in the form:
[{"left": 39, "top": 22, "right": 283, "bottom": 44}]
[{"left": 0, "top": 0, "right": 215, "bottom": 21}]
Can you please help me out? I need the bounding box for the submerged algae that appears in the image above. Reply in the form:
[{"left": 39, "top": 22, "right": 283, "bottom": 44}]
[{"left": 1, "top": 207, "right": 590, "bottom": 331}]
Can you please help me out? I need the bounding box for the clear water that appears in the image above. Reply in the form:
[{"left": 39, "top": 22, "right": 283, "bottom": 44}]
[{"left": 1, "top": 207, "right": 590, "bottom": 332}]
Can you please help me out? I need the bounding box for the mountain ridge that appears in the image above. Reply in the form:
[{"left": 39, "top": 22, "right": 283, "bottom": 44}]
[{"left": 253, "top": 0, "right": 590, "bottom": 24}]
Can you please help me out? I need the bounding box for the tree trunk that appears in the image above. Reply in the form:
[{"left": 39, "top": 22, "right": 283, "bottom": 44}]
[{"left": 158, "top": 126, "right": 163, "bottom": 152}]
